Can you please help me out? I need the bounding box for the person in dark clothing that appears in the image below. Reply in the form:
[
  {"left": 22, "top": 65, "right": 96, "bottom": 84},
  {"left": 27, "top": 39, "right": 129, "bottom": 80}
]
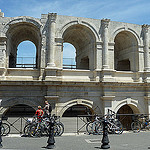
[{"left": 43, "top": 101, "right": 52, "bottom": 117}]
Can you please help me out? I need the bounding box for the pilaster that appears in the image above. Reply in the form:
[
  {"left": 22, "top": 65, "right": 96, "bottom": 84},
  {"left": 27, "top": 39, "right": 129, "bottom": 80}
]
[
  {"left": 101, "top": 19, "right": 110, "bottom": 70},
  {"left": 47, "top": 13, "right": 57, "bottom": 68},
  {"left": 101, "top": 96, "right": 115, "bottom": 115},
  {"left": 142, "top": 24, "right": 150, "bottom": 71}
]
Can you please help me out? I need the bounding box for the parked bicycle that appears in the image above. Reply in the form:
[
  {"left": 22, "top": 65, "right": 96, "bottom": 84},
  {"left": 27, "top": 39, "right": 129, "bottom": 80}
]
[
  {"left": 0, "top": 116, "right": 11, "bottom": 136},
  {"left": 23, "top": 114, "right": 64, "bottom": 137},
  {"left": 131, "top": 114, "right": 150, "bottom": 133},
  {"left": 1, "top": 122, "right": 10, "bottom": 136},
  {"left": 86, "top": 109, "right": 123, "bottom": 135}
]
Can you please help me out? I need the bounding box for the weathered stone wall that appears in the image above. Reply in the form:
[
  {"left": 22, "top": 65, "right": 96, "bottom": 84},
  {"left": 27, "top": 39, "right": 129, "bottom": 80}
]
[{"left": 0, "top": 10, "right": 150, "bottom": 118}]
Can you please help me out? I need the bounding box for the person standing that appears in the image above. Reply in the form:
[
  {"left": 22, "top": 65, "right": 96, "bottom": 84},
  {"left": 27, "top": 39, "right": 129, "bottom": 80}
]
[
  {"left": 43, "top": 101, "right": 52, "bottom": 117},
  {"left": 35, "top": 105, "right": 44, "bottom": 122}
]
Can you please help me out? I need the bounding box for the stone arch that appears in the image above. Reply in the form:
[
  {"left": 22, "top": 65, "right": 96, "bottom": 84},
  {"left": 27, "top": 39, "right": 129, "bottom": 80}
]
[
  {"left": 114, "top": 98, "right": 143, "bottom": 114},
  {"left": 57, "top": 99, "right": 94, "bottom": 117},
  {"left": 61, "top": 22, "right": 97, "bottom": 70},
  {"left": 5, "top": 18, "right": 42, "bottom": 68},
  {"left": 58, "top": 21, "right": 99, "bottom": 41},
  {"left": 1, "top": 97, "right": 38, "bottom": 116},
  {"left": 3, "top": 104, "right": 36, "bottom": 117},
  {"left": 2, "top": 97, "right": 38, "bottom": 110},
  {"left": 114, "top": 98, "right": 143, "bottom": 130},
  {"left": 114, "top": 30, "right": 139, "bottom": 71},
  {"left": 3, "top": 16, "right": 42, "bottom": 34},
  {"left": 112, "top": 27, "right": 141, "bottom": 45}
]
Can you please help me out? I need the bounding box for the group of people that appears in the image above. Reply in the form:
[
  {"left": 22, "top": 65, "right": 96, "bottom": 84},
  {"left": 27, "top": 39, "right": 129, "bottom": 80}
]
[{"left": 35, "top": 101, "right": 52, "bottom": 122}]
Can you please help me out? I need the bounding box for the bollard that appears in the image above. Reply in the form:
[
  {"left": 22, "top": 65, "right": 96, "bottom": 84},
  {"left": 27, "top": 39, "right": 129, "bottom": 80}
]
[
  {"left": 46, "top": 116, "right": 55, "bottom": 149},
  {"left": 0, "top": 120, "right": 2, "bottom": 148},
  {"left": 101, "top": 119, "right": 110, "bottom": 149}
]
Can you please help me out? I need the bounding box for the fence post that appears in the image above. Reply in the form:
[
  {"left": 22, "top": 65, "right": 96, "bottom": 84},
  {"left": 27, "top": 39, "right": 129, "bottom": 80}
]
[
  {"left": 46, "top": 116, "right": 55, "bottom": 149},
  {"left": 101, "top": 119, "right": 110, "bottom": 149}
]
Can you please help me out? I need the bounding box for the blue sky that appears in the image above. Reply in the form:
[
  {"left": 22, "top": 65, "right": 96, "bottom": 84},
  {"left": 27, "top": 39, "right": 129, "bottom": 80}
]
[
  {"left": 1, "top": 0, "right": 150, "bottom": 24},
  {"left": 1, "top": 0, "right": 150, "bottom": 65}
]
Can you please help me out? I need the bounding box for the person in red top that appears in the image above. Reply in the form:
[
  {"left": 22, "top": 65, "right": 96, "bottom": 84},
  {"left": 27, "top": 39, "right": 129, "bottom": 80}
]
[{"left": 35, "top": 106, "right": 44, "bottom": 122}]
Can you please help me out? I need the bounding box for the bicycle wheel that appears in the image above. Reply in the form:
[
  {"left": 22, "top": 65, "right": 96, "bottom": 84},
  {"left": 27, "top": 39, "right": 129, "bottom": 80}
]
[
  {"left": 95, "top": 121, "right": 103, "bottom": 135},
  {"left": 56, "top": 122, "right": 64, "bottom": 136},
  {"left": 107, "top": 123, "right": 114, "bottom": 134},
  {"left": 92, "top": 121, "right": 103, "bottom": 135},
  {"left": 29, "top": 124, "right": 42, "bottom": 137},
  {"left": 131, "top": 121, "right": 141, "bottom": 133},
  {"left": 1, "top": 123, "right": 10, "bottom": 136},
  {"left": 114, "top": 120, "right": 123, "bottom": 134},
  {"left": 23, "top": 124, "right": 31, "bottom": 136},
  {"left": 86, "top": 121, "right": 93, "bottom": 134},
  {"left": 53, "top": 123, "right": 59, "bottom": 136}
]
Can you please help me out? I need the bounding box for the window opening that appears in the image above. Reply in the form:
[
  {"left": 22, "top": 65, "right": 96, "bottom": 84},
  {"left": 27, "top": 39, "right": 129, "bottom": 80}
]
[
  {"left": 63, "top": 43, "right": 76, "bottom": 69},
  {"left": 16, "top": 41, "right": 36, "bottom": 68}
]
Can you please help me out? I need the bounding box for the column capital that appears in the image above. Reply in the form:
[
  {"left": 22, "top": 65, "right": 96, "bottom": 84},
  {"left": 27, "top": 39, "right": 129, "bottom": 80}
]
[
  {"left": 48, "top": 13, "right": 57, "bottom": 23},
  {"left": 101, "top": 19, "right": 110, "bottom": 28},
  {"left": 142, "top": 24, "right": 150, "bottom": 33}
]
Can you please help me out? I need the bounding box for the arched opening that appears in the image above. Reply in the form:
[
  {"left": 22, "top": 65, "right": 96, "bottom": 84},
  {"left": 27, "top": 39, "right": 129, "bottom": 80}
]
[
  {"left": 16, "top": 41, "right": 36, "bottom": 68},
  {"left": 114, "top": 31, "right": 139, "bottom": 72},
  {"left": 7, "top": 22, "right": 41, "bottom": 68},
  {"left": 4, "top": 104, "right": 36, "bottom": 117},
  {"left": 63, "top": 43, "right": 76, "bottom": 69},
  {"left": 62, "top": 24, "right": 96, "bottom": 70},
  {"left": 117, "top": 104, "right": 137, "bottom": 130},
  {"left": 63, "top": 104, "right": 92, "bottom": 117}
]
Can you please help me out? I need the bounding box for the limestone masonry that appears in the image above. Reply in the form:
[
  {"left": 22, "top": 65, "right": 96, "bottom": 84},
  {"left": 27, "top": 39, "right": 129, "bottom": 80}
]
[{"left": 0, "top": 9, "right": 150, "bottom": 127}]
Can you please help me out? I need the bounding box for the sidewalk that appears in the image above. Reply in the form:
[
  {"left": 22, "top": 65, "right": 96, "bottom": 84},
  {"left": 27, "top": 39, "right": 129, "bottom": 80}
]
[{"left": 1, "top": 131, "right": 150, "bottom": 150}]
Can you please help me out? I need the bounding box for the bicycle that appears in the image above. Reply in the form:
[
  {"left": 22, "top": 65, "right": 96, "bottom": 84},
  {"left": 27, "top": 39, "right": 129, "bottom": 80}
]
[
  {"left": 1, "top": 122, "right": 10, "bottom": 136},
  {"left": 131, "top": 114, "right": 150, "bottom": 133},
  {"left": 0, "top": 116, "right": 11, "bottom": 136},
  {"left": 23, "top": 117, "right": 37, "bottom": 136},
  {"left": 88, "top": 110, "right": 123, "bottom": 135},
  {"left": 86, "top": 115, "right": 102, "bottom": 135},
  {"left": 24, "top": 114, "right": 64, "bottom": 137}
]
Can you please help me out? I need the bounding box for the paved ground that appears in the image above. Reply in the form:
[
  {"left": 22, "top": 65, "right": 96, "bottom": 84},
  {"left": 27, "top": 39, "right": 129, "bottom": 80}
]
[{"left": 1, "top": 131, "right": 150, "bottom": 150}]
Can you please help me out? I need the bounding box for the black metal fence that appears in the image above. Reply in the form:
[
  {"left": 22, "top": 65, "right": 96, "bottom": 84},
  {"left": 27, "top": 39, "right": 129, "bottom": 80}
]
[{"left": 1, "top": 113, "right": 150, "bottom": 135}]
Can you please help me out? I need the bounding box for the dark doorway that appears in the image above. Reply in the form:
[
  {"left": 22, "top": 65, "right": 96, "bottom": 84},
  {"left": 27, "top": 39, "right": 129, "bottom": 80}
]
[
  {"left": 117, "top": 59, "right": 130, "bottom": 71},
  {"left": 117, "top": 105, "right": 133, "bottom": 130},
  {"left": 4, "top": 104, "right": 36, "bottom": 117},
  {"left": 63, "top": 104, "right": 92, "bottom": 117}
]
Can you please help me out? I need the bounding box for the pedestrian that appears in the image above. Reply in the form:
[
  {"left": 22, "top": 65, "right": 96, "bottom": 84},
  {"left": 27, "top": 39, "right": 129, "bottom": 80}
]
[
  {"left": 43, "top": 101, "right": 52, "bottom": 117},
  {"left": 35, "top": 105, "right": 44, "bottom": 122}
]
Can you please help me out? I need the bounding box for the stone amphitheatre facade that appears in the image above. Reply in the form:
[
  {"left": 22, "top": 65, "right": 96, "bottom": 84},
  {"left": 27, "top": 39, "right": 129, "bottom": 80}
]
[{"left": 0, "top": 10, "right": 150, "bottom": 127}]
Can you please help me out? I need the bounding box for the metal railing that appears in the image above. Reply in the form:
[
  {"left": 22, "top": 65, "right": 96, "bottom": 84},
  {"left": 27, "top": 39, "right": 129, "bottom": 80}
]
[
  {"left": 16, "top": 57, "right": 36, "bottom": 68},
  {"left": 63, "top": 58, "right": 76, "bottom": 69},
  {"left": 16, "top": 57, "right": 76, "bottom": 69}
]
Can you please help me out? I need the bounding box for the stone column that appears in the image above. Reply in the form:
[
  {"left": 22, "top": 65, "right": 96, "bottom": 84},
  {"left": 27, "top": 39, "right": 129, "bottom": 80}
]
[
  {"left": 142, "top": 24, "right": 150, "bottom": 71},
  {"left": 0, "top": 38, "right": 6, "bottom": 68},
  {"left": 47, "top": 13, "right": 57, "bottom": 68},
  {"left": 144, "top": 96, "right": 150, "bottom": 118},
  {"left": 101, "top": 19, "right": 110, "bottom": 70}
]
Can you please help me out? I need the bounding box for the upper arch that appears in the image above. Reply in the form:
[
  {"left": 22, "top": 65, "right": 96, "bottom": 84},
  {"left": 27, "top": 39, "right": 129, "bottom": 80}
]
[
  {"left": 112, "top": 27, "right": 141, "bottom": 45},
  {"left": 58, "top": 20, "right": 99, "bottom": 41},
  {"left": 2, "top": 97, "right": 38, "bottom": 110},
  {"left": 3, "top": 16, "right": 42, "bottom": 34}
]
